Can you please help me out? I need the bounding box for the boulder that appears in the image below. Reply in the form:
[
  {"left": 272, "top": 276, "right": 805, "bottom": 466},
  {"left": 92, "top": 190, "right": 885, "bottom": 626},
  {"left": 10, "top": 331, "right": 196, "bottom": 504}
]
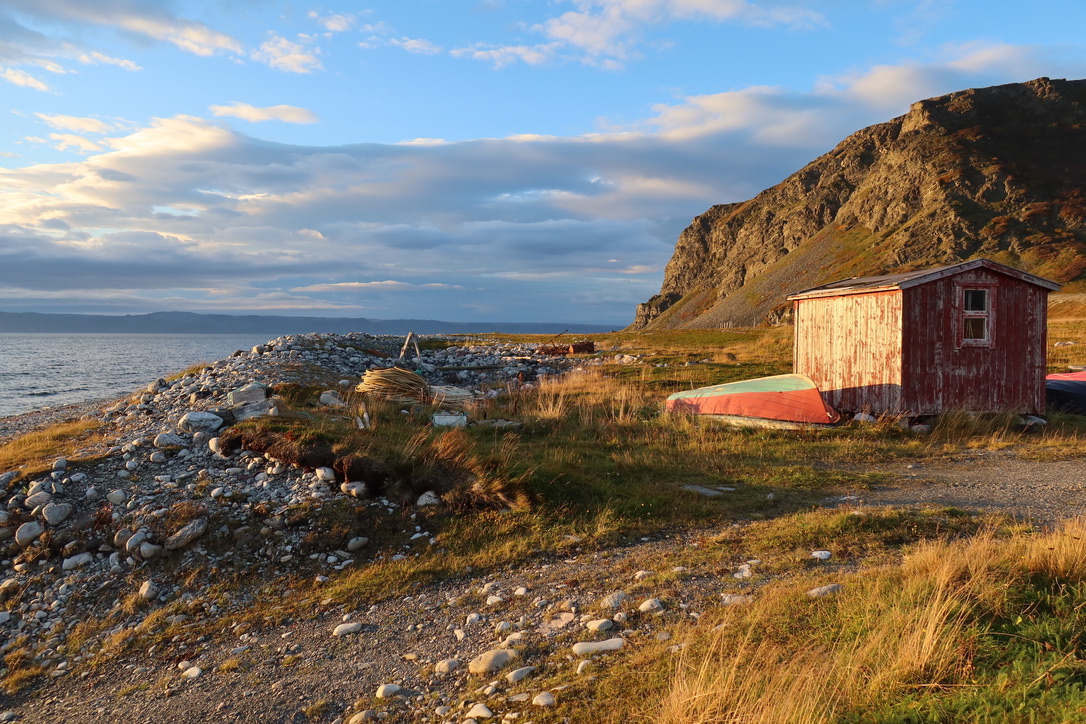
[
  {"left": 227, "top": 383, "right": 268, "bottom": 406},
  {"left": 178, "top": 412, "right": 224, "bottom": 433}
]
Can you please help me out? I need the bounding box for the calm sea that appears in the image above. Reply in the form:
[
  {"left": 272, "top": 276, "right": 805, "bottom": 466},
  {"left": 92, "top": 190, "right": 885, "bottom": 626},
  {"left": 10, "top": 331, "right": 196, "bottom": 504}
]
[{"left": 0, "top": 333, "right": 276, "bottom": 418}]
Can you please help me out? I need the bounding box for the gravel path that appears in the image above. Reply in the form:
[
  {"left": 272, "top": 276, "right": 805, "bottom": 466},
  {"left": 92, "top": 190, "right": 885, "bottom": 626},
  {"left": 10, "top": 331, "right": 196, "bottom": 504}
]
[{"left": 847, "top": 454, "right": 1086, "bottom": 525}]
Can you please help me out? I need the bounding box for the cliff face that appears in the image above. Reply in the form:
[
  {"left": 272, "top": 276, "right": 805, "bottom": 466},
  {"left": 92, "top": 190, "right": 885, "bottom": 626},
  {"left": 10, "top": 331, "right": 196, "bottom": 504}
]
[{"left": 633, "top": 77, "right": 1086, "bottom": 329}]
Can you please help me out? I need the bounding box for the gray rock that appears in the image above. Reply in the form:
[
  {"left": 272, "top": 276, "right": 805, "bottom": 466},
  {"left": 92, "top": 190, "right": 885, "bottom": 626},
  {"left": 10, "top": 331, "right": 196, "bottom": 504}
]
[
  {"left": 638, "top": 598, "right": 665, "bottom": 615},
  {"left": 139, "top": 580, "right": 159, "bottom": 600},
  {"left": 571, "top": 638, "right": 625, "bottom": 655},
  {"left": 178, "top": 411, "right": 224, "bottom": 433},
  {"left": 139, "top": 542, "right": 163, "bottom": 559},
  {"left": 466, "top": 703, "right": 493, "bottom": 719},
  {"left": 533, "top": 692, "right": 556, "bottom": 707},
  {"left": 164, "top": 518, "right": 208, "bottom": 550},
  {"left": 227, "top": 382, "right": 268, "bottom": 406},
  {"left": 53, "top": 458, "right": 68, "bottom": 471},
  {"left": 598, "top": 591, "right": 628, "bottom": 611},
  {"left": 505, "top": 665, "right": 535, "bottom": 683},
  {"left": 42, "top": 502, "right": 73, "bottom": 525},
  {"left": 24, "top": 491, "right": 53, "bottom": 509},
  {"left": 315, "top": 467, "right": 336, "bottom": 482},
  {"left": 153, "top": 432, "right": 187, "bottom": 448},
  {"left": 106, "top": 489, "right": 127, "bottom": 505},
  {"left": 113, "top": 529, "right": 134, "bottom": 549},
  {"left": 468, "top": 648, "right": 519, "bottom": 674},
  {"left": 333, "top": 622, "right": 363, "bottom": 636},
  {"left": 126, "top": 529, "right": 150, "bottom": 554},
  {"left": 416, "top": 490, "right": 441, "bottom": 506},
  {"left": 232, "top": 399, "right": 277, "bottom": 421},
  {"left": 319, "top": 390, "right": 346, "bottom": 407},
  {"left": 720, "top": 593, "right": 753, "bottom": 606},
  {"left": 808, "top": 584, "right": 843, "bottom": 598},
  {"left": 62, "top": 552, "right": 93, "bottom": 570},
  {"left": 15, "top": 521, "right": 44, "bottom": 547},
  {"left": 375, "top": 683, "right": 401, "bottom": 698},
  {"left": 435, "top": 658, "right": 459, "bottom": 674}
]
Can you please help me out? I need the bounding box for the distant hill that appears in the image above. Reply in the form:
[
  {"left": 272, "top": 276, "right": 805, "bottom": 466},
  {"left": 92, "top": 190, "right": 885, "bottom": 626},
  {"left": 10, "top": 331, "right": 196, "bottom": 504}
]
[
  {"left": 0, "top": 311, "right": 614, "bottom": 335},
  {"left": 632, "top": 77, "right": 1086, "bottom": 330}
]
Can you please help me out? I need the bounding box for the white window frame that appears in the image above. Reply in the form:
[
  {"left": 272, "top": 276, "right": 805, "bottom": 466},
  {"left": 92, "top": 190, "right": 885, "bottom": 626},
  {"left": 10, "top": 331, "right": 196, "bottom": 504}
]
[{"left": 958, "top": 285, "right": 995, "bottom": 348}]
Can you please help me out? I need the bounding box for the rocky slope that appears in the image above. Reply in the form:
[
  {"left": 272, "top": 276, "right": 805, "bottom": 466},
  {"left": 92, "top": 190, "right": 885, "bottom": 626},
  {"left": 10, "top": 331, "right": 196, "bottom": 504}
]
[{"left": 633, "top": 77, "right": 1086, "bottom": 329}]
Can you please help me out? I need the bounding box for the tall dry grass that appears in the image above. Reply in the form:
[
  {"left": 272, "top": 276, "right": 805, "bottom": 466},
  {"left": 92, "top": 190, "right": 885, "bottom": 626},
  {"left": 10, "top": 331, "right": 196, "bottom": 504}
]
[{"left": 657, "top": 519, "right": 1086, "bottom": 724}]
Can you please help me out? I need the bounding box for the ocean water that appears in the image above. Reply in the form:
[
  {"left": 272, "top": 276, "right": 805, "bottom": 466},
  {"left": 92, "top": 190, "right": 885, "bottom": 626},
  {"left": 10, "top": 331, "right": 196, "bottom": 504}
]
[{"left": 0, "top": 333, "right": 276, "bottom": 418}]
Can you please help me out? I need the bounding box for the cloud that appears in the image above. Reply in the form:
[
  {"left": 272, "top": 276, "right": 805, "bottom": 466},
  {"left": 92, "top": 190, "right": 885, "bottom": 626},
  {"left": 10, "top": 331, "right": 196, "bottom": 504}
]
[
  {"left": 0, "top": 1, "right": 231, "bottom": 93},
  {"left": 308, "top": 11, "right": 358, "bottom": 33},
  {"left": 210, "top": 102, "right": 320, "bottom": 124},
  {"left": 35, "top": 113, "right": 116, "bottom": 134},
  {"left": 456, "top": 0, "right": 826, "bottom": 68},
  {"left": 450, "top": 43, "right": 559, "bottom": 67},
  {"left": 1, "top": 67, "right": 50, "bottom": 91},
  {"left": 77, "top": 51, "right": 141, "bottom": 71},
  {"left": 0, "top": 43, "right": 1080, "bottom": 323},
  {"left": 251, "top": 36, "right": 323, "bottom": 73},
  {"left": 292, "top": 281, "right": 462, "bottom": 292},
  {"left": 116, "top": 15, "right": 241, "bottom": 57},
  {"left": 389, "top": 37, "right": 443, "bottom": 55},
  {"left": 3, "top": 1, "right": 242, "bottom": 57}
]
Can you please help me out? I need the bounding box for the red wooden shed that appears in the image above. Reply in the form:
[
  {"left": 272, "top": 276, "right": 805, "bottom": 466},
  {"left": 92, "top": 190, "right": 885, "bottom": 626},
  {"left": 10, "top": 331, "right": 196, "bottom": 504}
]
[{"left": 787, "top": 259, "right": 1061, "bottom": 416}]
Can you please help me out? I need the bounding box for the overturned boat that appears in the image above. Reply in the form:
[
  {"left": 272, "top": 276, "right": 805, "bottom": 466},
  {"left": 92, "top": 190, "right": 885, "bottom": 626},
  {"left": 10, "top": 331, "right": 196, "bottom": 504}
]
[{"left": 666, "top": 373, "right": 841, "bottom": 429}]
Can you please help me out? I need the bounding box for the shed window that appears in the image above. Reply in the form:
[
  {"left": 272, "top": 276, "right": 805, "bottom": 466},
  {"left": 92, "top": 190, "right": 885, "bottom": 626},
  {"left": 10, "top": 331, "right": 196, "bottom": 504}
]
[{"left": 961, "top": 287, "right": 991, "bottom": 344}]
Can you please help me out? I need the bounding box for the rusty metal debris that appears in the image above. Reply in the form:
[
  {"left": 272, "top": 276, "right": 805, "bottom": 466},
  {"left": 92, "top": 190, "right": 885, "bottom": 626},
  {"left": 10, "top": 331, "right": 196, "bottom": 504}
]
[{"left": 537, "top": 330, "right": 595, "bottom": 356}]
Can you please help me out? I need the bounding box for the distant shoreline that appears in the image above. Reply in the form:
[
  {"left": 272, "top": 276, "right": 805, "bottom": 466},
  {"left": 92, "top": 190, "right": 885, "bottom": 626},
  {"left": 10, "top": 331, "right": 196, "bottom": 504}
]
[{"left": 0, "top": 310, "right": 619, "bottom": 336}]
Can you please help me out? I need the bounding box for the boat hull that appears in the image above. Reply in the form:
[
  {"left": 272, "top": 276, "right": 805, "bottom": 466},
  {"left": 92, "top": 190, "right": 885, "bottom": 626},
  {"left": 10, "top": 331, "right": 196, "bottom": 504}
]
[{"left": 667, "top": 373, "right": 840, "bottom": 425}]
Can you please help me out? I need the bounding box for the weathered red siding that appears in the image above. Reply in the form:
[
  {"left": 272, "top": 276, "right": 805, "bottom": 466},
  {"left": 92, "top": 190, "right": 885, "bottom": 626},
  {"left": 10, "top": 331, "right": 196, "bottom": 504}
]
[
  {"left": 901, "top": 268, "right": 1048, "bottom": 414},
  {"left": 794, "top": 266, "right": 1050, "bottom": 415},
  {"left": 793, "top": 290, "right": 903, "bottom": 413}
]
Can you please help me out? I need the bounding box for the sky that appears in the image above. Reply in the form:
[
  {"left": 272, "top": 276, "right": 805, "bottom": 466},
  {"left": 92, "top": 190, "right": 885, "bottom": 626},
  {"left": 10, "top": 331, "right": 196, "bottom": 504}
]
[{"left": 1, "top": 1, "right": 1085, "bottom": 326}]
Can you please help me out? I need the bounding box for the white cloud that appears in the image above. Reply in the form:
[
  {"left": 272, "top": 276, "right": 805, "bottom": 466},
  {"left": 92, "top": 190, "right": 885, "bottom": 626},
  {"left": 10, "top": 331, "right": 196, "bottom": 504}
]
[
  {"left": 209, "top": 102, "right": 320, "bottom": 124},
  {"left": 292, "top": 281, "right": 462, "bottom": 292},
  {"left": 49, "top": 133, "right": 102, "bottom": 153},
  {"left": 308, "top": 11, "right": 357, "bottom": 33},
  {"left": 458, "top": 0, "right": 826, "bottom": 68},
  {"left": 450, "top": 43, "right": 558, "bottom": 67},
  {"left": 1, "top": 67, "right": 50, "bottom": 91},
  {"left": 389, "top": 37, "right": 443, "bottom": 55},
  {"left": 77, "top": 51, "right": 142, "bottom": 71},
  {"left": 35, "top": 114, "right": 116, "bottom": 134},
  {"left": 251, "top": 36, "right": 323, "bottom": 73},
  {"left": 111, "top": 15, "right": 242, "bottom": 57}
]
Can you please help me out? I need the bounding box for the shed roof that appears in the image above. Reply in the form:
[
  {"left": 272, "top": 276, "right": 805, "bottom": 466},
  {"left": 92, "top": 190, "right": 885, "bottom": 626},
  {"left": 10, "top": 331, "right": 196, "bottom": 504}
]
[{"left": 787, "top": 258, "right": 1061, "bottom": 301}]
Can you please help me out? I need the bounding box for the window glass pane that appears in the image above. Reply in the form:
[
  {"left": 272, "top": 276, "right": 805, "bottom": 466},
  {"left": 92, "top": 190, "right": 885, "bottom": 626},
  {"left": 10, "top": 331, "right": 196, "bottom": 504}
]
[
  {"left": 964, "top": 289, "right": 988, "bottom": 311},
  {"left": 964, "top": 317, "right": 987, "bottom": 340}
]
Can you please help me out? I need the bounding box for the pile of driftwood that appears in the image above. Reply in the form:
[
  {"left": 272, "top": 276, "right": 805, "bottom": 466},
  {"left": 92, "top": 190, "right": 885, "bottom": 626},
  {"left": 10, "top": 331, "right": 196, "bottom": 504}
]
[{"left": 355, "top": 367, "right": 474, "bottom": 407}]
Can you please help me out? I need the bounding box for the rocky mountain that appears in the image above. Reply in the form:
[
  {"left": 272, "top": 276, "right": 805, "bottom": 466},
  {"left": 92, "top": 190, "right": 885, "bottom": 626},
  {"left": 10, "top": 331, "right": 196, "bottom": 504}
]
[{"left": 632, "top": 77, "right": 1086, "bottom": 330}]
